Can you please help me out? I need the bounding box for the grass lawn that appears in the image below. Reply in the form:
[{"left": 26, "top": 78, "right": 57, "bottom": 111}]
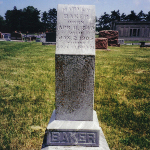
[{"left": 0, "top": 41, "right": 150, "bottom": 150}]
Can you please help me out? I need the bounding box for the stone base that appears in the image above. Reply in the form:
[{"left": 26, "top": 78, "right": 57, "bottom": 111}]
[
  {"left": 41, "top": 110, "right": 110, "bottom": 150},
  {"left": 42, "top": 42, "right": 56, "bottom": 45}
]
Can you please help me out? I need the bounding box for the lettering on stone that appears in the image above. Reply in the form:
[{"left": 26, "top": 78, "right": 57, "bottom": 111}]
[
  {"left": 56, "top": 4, "right": 95, "bottom": 55},
  {"left": 44, "top": 131, "right": 99, "bottom": 146}
]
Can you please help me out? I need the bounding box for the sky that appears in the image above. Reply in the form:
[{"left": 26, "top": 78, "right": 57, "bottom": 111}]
[{"left": 0, "top": 0, "right": 150, "bottom": 18}]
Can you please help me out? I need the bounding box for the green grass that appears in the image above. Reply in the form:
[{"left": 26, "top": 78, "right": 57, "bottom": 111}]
[
  {"left": 95, "top": 46, "right": 150, "bottom": 149},
  {"left": 0, "top": 42, "right": 150, "bottom": 149}
]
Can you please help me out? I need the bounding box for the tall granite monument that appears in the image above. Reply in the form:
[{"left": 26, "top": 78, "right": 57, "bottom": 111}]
[{"left": 42, "top": 4, "right": 110, "bottom": 150}]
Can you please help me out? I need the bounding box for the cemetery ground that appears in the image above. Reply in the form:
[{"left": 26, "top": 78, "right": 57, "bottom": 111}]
[{"left": 0, "top": 41, "right": 149, "bottom": 150}]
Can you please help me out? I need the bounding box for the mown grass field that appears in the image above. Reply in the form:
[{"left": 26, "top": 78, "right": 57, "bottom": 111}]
[{"left": 0, "top": 41, "right": 150, "bottom": 150}]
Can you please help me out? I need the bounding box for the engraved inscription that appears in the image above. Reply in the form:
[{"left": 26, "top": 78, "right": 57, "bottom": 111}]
[
  {"left": 45, "top": 131, "right": 98, "bottom": 146},
  {"left": 51, "top": 132, "right": 60, "bottom": 142},
  {"left": 56, "top": 4, "right": 95, "bottom": 55}
]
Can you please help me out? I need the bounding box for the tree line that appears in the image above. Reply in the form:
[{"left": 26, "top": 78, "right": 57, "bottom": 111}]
[
  {"left": 0, "top": 6, "right": 150, "bottom": 33},
  {"left": 97, "top": 10, "right": 150, "bottom": 31},
  {"left": 0, "top": 6, "right": 57, "bottom": 33}
]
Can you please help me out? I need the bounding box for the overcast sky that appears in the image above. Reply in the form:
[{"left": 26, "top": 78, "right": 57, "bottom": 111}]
[{"left": 0, "top": 0, "right": 150, "bottom": 18}]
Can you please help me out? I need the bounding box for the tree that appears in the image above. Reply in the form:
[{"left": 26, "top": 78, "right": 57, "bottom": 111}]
[
  {"left": 125, "top": 10, "right": 138, "bottom": 21},
  {"left": 47, "top": 8, "right": 57, "bottom": 32},
  {"left": 41, "top": 11, "right": 48, "bottom": 31},
  {"left": 0, "top": 15, "right": 5, "bottom": 32},
  {"left": 146, "top": 11, "right": 150, "bottom": 21},
  {"left": 111, "top": 10, "right": 120, "bottom": 21},
  {"left": 137, "top": 10, "right": 146, "bottom": 21},
  {"left": 22, "top": 6, "right": 41, "bottom": 33},
  {"left": 98, "top": 12, "right": 111, "bottom": 30},
  {"left": 5, "top": 6, "right": 23, "bottom": 32},
  {"left": 120, "top": 13, "right": 127, "bottom": 21}
]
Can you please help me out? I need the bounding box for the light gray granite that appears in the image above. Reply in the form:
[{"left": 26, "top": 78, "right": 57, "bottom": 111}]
[
  {"left": 56, "top": 4, "right": 95, "bottom": 55},
  {"left": 41, "top": 110, "right": 110, "bottom": 150},
  {"left": 41, "top": 4, "right": 110, "bottom": 149}
]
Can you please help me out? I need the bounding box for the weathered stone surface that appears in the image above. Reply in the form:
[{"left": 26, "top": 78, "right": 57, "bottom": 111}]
[
  {"left": 95, "top": 38, "right": 108, "bottom": 49},
  {"left": 118, "top": 39, "right": 124, "bottom": 45},
  {"left": 99, "top": 30, "right": 120, "bottom": 47},
  {"left": 55, "top": 54, "right": 95, "bottom": 121},
  {"left": 42, "top": 110, "right": 101, "bottom": 148},
  {"left": 55, "top": 4, "right": 95, "bottom": 121},
  {"left": 41, "top": 4, "right": 110, "bottom": 149},
  {"left": 56, "top": 4, "right": 95, "bottom": 55}
]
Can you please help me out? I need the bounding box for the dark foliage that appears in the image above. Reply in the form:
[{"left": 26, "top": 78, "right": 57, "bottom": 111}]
[{"left": 1, "top": 6, "right": 149, "bottom": 33}]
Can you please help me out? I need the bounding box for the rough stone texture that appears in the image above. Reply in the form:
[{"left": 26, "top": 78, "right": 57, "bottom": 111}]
[
  {"left": 42, "top": 110, "right": 100, "bottom": 148},
  {"left": 95, "top": 38, "right": 108, "bottom": 49},
  {"left": 99, "top": 30, "right": 120, "bottom": 47},
  {"left": 56, "top": 4, "right": 95, "bottom": 55},
  {"left": 55, "top": 54, "right": 95, "bottom": 121},
  {"left": 41, "top": 4, "right": 110, "bottom": 149},
  {"left": 46, "top": 32, "right": 56, "bottom": 42},
  {"left": 11, "top": 33, "right": 23, "bottom": 40}
]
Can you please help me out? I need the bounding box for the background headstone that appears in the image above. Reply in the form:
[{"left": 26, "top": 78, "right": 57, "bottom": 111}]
[
  {"left": 99, "top": 30, "right": 120, "bottom": 47},
  {"left": 95, "top": 38, "right": 108, "bottom": 49},
  {"left": 11, "top": 33, "right": 23, "bottom": 40},
  {"left": 36, "top": 36, "right": 41, "bottom": 42},
  {"left": 31, "top": 36, "right": 36, "bottom": 41},
  {"left": 46, "top": 32, "right": 56, "bottom": 42},
  {"left": 118, "top": 39, "right": 124, "bottom": 45}
]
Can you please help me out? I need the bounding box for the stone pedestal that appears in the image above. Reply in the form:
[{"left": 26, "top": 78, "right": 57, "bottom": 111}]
[{"left": 42, "top": 110, "right": 110, "bottom": 150}]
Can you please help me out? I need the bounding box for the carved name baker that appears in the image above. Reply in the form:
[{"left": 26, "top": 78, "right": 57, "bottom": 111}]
[
  {"left": 44, "top": 131, "right": 98, "bottom": 146},
  {"left": 41, "top": 4, "right": 102, "bottom": 149}
]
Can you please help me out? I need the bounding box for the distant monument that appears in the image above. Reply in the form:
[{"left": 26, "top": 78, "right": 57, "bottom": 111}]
[
  {"left": 95, "top": 38, "right": 108, "bottom": 49},
  {"left": 11, "top": 32, "right": 23, "bottom": 40},
  {"left": 46, "top": 32, "right": 56, "bottom": 42},
  {"left": 42, "top": 4, "right": 110, "bottom": 150}
]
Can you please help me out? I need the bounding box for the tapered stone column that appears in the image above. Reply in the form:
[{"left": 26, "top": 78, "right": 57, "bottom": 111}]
[{"left": 42, "top": 4, "right": 110, "bottom": 150}]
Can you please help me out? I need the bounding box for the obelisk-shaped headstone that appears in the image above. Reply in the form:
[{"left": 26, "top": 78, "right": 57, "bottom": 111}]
[
  {"left": 55, "top": 4, "right": 95, "bottom": 121},
  {"left": 42, "top": 4, "right": 111, "bottom": 149}
]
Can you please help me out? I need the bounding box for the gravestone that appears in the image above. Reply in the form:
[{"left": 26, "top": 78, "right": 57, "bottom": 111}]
[
  {"left": 24, "top": 37, "right": 31, "bottom": 41},
  {"left": 46, "top": 32, "right": 56, "bottom": 42},
  {"left": 4, "top": 33, "right": 11, "bottom": 41},
  {"left": 11, "top": 33, "right": 23, "bottom": 40},
  {"left": 36, "top": 37, "right": 41, "bottom": 42},
  {"left": 95, "top": 38, "right": 108, "bottom": 49},
  {"left": 118, "top": 39, "right": 124, "bottom": 45},
  {"left": 42, "top": 4, "right": 110, "bottom": 150},
  {"left": 31, "top": 36, "right": 36, "bottom": 41}
]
